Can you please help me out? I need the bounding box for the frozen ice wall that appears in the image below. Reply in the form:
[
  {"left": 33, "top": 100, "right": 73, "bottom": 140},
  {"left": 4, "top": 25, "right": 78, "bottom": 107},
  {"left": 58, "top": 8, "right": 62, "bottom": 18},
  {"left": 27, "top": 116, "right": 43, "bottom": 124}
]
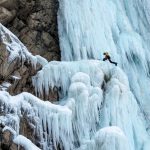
[
  {"left": 0, "top": 91, "right": 73, "bottom": 150},
  {"left": 58, "top": 0, "right": 150, "bottom": 134},
  {"left": 1, "top": 0, "right": 150, "bottom": 149},
  {"left": 33, "top": 60, "right": 150, "bottom": 150},
  {"left": 1, "top": 59, "right": 149, "bottom": 149}
]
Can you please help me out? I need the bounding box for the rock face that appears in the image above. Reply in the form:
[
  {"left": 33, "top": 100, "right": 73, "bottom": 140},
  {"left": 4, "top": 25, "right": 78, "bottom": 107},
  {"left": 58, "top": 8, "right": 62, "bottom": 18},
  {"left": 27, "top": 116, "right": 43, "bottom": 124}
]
[
  {"left": 0, "top": 0, "right": 60, "bottom": 61},
  {"left": 0, "top": 24, "right": 42, "bottom": 95},
  {"left": 0, "top": 125, "right": 24, "bottom": 150},
  {"left": 0, "top": 0, "right": 60, "bottom": 99}
]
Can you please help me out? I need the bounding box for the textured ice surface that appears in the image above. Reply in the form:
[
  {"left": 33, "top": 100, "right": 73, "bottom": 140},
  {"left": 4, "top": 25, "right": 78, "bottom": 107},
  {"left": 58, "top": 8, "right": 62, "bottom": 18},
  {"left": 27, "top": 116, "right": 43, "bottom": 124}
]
[
  {"left": 58, "top": 0, "right": 150, "bottom": 125},
  {"left": 32, "top": 60, "right": 150, "bottom": 150},
  {"left": 32, "top": 60, "right": 106, "bottom": 97},
  {"left": 0, "top": 91, "right": 73, "bottom": 150},
  {"left": 57, "top": 0, "right": 150, "bottom": 149},
  {"left": 78, "top": 126, "right": 130, "bottom": 150},
  {"left": 1, "top": 0, "right": 150, "bottom": 149},
  {"left": 1, "top": 59, "right": 150, "bottom": 149}
]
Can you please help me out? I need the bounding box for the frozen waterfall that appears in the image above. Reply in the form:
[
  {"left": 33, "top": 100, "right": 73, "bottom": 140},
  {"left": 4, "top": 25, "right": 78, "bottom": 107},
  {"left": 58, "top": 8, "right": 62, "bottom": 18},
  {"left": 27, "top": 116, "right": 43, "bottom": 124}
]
[
  {"left": 0, "top": 0, "right": 150, "bottom": 149},
  {"left": 32, "top": 60, "right": 150, "bottom": 150},
  {"left": 58, "top": 0, "right": 150, "bottom": 149},
  {"left": 2, "top": 60, "right": 150, "bottom": 149},
  {"left": 58, "top": 0, "right": 150, "bottom": 121}
]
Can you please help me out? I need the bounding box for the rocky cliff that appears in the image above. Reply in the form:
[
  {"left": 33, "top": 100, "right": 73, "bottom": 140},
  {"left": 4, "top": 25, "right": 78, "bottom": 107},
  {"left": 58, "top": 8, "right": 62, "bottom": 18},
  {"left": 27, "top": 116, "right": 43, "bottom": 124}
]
[
  {"left": 0, "top": 0, "right": 60, "bottom": 61},
  {"left": 0, "top": 1, "right": 60, "bottom": 149},
  {"left": 0, "top": 0, "right": 60, "bottom": 97}
]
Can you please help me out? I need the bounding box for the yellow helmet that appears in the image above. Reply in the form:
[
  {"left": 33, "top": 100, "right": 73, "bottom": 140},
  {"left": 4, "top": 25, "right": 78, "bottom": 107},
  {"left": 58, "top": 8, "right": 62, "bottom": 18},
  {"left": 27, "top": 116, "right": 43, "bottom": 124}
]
[{"left": 103, "top": 52, "right": 109, "bottom": 55}]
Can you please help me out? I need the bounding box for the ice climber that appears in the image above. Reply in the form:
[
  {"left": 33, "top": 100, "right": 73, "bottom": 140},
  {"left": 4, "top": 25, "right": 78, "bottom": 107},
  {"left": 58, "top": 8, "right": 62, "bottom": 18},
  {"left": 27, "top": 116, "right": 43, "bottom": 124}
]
[{"left": 103, "top": 52, "right": 117, "bottom": 66}]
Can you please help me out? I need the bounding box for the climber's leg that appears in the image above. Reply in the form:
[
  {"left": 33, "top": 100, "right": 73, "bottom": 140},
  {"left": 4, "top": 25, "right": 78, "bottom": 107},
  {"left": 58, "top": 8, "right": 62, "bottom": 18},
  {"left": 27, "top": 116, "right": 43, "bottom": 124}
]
[{"left": 108, "top": 59, "right": 117, "bottom": 66}]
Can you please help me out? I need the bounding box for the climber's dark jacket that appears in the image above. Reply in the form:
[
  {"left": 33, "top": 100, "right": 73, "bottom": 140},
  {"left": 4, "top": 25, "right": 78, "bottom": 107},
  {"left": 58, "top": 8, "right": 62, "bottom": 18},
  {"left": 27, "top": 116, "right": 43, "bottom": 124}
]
[{"left": 103, "top": 52, "right": 117, "bottom": 66}]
